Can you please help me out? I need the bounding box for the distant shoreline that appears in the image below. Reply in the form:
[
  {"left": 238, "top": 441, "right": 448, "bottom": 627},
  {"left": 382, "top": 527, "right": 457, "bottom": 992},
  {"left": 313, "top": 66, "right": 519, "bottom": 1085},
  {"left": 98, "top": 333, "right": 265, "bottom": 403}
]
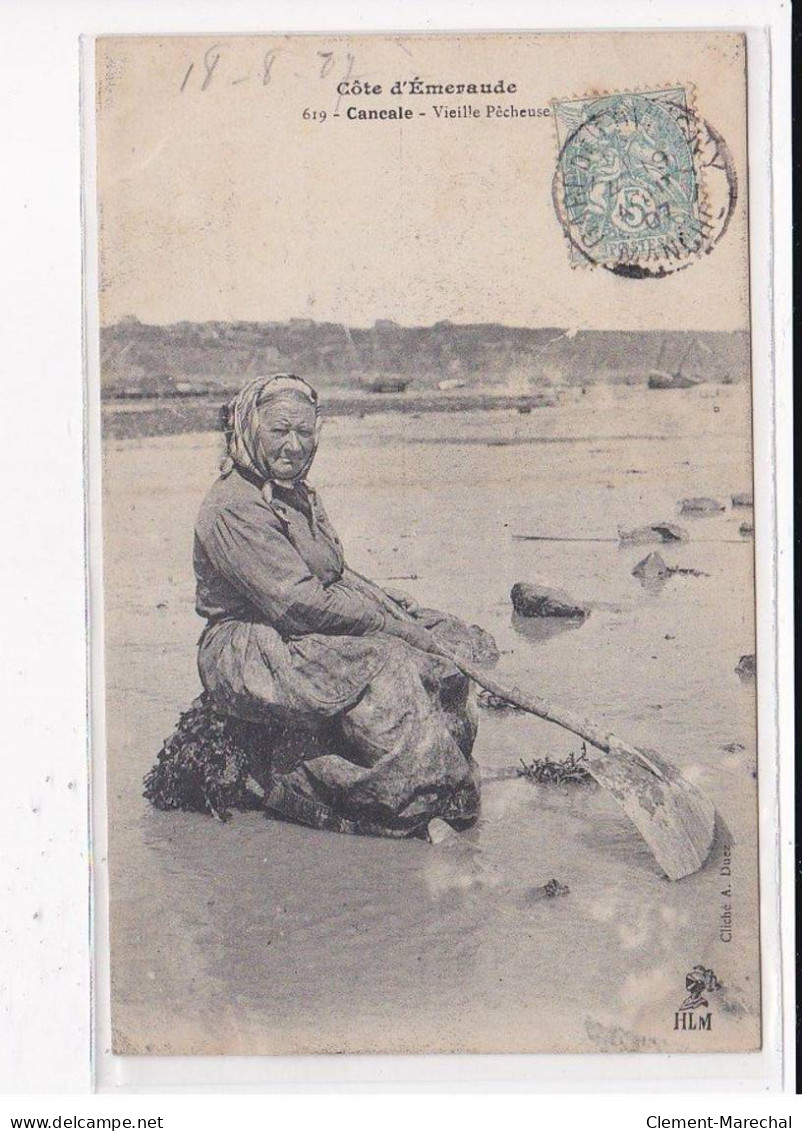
[
  {"left": 100, "top": 319, "right": 749, "bottom": 405},
  {"left": 102, "top": 390, "right": 559, "bottom": 440}
]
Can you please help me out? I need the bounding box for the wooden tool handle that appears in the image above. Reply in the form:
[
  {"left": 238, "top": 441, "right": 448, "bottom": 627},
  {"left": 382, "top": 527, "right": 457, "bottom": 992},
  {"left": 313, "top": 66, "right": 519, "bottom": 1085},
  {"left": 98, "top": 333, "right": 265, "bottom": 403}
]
[
  {"left": 344, "top": 569, "right": 609, "bottom": 747},
  {"left": 344, "top": 566, "right": 666, "bottom": 781}
]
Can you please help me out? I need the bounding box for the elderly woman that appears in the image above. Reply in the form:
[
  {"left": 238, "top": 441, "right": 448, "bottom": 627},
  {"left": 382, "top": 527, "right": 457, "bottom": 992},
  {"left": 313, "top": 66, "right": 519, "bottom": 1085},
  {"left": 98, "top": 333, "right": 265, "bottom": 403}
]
[{"left": 193, "top": 374, "right": 492, "bottom": 840}]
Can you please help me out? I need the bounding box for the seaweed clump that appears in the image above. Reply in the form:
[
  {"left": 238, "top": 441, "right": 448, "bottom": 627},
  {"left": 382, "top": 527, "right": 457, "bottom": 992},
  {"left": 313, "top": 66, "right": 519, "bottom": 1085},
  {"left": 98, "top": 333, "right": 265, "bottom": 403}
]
[
  {"left": 143, "top": 694, "right": 256, "bottom": 821},
  {"left": 517, "top": 743, "right": 594, "bottom": 786},
  {"left": 477, "top": 687, "right": 525, "bottom": 712}
]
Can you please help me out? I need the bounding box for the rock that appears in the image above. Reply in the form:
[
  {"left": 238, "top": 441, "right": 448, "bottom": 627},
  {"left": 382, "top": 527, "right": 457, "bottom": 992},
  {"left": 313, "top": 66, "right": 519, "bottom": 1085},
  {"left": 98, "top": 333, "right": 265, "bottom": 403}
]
[
  {"left": 735, "top": 654, "right": 756, "bottom": 678},
  {"left": 680, "top": 496, "right": 726, "bottom": 515},
  {"left": 632, "top": 553, "right": 707, "bottom": 583},
  {"left": 426, "top": 818, "right": 458, "bottom": 845},
  {"left": 632, "top": 551, "right": 671, "bottom": 581},
  {"left": 618, "top": 522, "right": 688, "bottom": 545},
  {"left": 731, "top": 492, "right": 753, "bottom": 508},
  {"left": 510, "top": 582, "right": 590, "bottom": 619},
  {"left": 648, "top": 371, "right": 700, "bottom": 389},
  {"left": 526, "top": 878, "right": 570, "bottom": 903}
]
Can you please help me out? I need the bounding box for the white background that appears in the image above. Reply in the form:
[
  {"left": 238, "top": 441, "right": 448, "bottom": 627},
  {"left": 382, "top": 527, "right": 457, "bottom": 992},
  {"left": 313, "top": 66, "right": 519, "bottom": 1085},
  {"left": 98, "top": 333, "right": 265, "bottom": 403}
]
[{"left": 0, "top": 0, "right": 793, "bottom": 1114}]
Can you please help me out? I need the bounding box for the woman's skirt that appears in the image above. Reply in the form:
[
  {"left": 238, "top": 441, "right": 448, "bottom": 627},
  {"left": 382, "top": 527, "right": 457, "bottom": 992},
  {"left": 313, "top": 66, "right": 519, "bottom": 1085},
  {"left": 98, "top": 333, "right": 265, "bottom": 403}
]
[{"left": 146, "top": 606, "right": 498, "bottom": 838}]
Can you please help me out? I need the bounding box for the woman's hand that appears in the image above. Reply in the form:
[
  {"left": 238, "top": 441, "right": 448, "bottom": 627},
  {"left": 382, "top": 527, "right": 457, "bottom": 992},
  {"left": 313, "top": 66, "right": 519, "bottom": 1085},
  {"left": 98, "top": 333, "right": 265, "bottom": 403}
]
[
  {"left": 381, "top": 585, "right": 421, "bottom": 617},
  {"left": 382, "top": 616, "right": 444, "bottom": 655}
]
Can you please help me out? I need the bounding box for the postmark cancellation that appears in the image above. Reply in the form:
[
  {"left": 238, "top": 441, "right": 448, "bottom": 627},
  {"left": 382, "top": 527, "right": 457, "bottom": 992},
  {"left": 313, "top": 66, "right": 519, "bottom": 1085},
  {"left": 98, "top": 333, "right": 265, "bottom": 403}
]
[{"left": 552, "top": 86, "right": 736, "bottom": 279}]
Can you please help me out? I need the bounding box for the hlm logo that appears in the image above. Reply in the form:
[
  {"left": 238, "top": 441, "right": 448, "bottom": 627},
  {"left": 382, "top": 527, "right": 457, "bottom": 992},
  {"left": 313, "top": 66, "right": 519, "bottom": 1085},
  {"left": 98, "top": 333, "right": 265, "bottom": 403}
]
[
  {"left": 674, "top": 1010, "right": 712, "bottom": 1031},
  {"left": 673, "top": 965, "right": 720, "bottom": 1032}
]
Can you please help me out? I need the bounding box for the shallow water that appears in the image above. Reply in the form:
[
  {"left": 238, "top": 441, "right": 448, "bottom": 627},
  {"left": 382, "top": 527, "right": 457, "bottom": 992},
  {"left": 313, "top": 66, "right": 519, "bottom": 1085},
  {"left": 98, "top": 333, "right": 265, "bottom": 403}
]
[{"left": 102, "top": 383, "right": 759, "bottom": 1055}]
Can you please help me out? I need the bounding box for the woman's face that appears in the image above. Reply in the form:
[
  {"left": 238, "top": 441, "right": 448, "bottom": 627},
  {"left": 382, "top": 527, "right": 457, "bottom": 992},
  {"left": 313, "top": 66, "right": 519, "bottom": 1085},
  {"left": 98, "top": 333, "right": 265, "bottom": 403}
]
[{"left": 257, "top": 395, "right": 318, "bottom": 481}]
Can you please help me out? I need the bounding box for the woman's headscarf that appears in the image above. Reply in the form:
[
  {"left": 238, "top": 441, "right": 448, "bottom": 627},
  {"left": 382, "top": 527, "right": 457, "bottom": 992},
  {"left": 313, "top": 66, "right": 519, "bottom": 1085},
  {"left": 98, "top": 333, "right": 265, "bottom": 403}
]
[{"left": 220, "top": 374, "right": 321, "bottom": 484}]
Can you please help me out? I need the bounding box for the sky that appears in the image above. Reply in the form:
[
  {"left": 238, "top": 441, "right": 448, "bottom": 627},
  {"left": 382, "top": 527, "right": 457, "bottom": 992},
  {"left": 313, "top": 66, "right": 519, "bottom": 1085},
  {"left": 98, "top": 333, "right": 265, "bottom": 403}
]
[{"left": 96, "top": 32, "right": 750, "bottom": 331}]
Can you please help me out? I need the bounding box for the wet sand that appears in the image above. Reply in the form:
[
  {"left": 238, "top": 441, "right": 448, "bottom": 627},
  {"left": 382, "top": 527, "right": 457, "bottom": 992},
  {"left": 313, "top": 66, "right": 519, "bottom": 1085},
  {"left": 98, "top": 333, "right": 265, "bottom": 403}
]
[{"left": 102, "top": 383, "right": 760, "bottom": 1056}]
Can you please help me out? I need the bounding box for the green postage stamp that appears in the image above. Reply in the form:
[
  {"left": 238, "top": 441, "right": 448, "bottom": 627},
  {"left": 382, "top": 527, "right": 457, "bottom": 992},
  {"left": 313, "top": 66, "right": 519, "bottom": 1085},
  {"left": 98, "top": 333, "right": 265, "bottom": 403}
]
[{"left": 552, "top": 86, "right": 737, "bottom": 278}]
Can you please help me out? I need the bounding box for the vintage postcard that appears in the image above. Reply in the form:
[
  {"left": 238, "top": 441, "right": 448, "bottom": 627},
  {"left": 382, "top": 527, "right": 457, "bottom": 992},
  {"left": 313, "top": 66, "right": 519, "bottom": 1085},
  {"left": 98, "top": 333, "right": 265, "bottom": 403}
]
[{"left": 94, "top": 31, "right": 760, "bottom": 1056}]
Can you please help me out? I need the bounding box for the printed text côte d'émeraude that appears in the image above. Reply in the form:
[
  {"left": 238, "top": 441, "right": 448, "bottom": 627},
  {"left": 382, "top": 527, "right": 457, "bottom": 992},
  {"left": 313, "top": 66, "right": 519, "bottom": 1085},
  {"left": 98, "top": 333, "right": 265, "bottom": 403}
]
[
  {"left": 334, "top": 78, "right": 549, "bottom": 122},
  {"left": 336, "top": 77, "right": 519, "bottom": 96}
]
